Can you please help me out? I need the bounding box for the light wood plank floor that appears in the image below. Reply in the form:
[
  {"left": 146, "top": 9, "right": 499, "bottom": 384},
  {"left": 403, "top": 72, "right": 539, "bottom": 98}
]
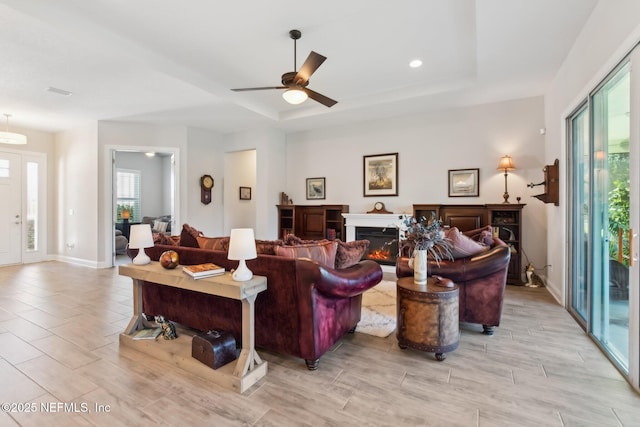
[{"left": 0, "top": 261, "right": 639, "bottom": 426}]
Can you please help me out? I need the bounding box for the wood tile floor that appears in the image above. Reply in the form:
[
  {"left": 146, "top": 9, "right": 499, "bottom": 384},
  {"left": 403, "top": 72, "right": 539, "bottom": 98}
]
[{"left": 1, "top": 261, "right": 639, "bottom": 426}]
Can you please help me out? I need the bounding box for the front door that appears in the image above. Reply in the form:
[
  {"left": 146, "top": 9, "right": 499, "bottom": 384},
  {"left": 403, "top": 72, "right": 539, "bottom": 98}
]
[{"left": 0, "top": 151, "right": 22, "bottom": 265}]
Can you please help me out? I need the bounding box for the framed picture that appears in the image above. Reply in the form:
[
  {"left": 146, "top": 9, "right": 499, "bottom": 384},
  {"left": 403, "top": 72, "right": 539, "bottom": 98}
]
[
  {"left": 448, "top": 168, "right": 479, "bottom": 197},
  {"left": 239, "top": 186, "right": 251, "bottom": 200},
  {"left": 306, "top": 177, "right": 326, "bottom": 200},
  {"left": 363, "top": 153, "right": 398, "bottom": 197}
]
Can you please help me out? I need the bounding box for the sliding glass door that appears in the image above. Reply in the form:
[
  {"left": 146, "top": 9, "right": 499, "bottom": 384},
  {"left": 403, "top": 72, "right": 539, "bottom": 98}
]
[{"left": 569, "top": 52, "right": 638, "bottom": 390}]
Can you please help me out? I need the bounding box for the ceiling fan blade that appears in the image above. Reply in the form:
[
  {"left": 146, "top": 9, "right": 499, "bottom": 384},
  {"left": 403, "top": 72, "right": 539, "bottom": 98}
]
[
  {"left": 231, "top": 86, "right": 287, "bottom": 92},
  {"left": 304, "top": 88, "right": 337, "bottom": 108},
  {"left": 294, "top": 51, "right": 326, "bottom": 85}
]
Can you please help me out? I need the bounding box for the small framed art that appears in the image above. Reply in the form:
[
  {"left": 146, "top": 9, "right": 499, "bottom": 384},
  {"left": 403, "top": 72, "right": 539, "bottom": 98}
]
[
  {"left": 239, "top": 186, "right": 251, "bottom": 200},
  {"left": 363, "top": 152, "right": 398, "bottom": 197},
  {"left": 448, "top": 168, "right": 479, "bottom": 197},
  {"left": 306, "top": 177, "right": 325, "bottom": 200}
]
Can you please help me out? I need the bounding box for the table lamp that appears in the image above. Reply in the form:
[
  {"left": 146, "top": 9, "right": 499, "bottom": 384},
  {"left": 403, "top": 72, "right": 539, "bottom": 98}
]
[
  {"left": 129, "top": 223, "right": 154, "bottom": 265},
  {"left": 228, "top": 228, "right": 257, "bottom": 281},
  {"left": 497, "top": 155, "right": 516, "bottom": 203}
]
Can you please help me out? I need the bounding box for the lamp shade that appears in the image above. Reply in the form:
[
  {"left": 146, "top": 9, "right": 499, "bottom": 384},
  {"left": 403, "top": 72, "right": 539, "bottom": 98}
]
[
  {"left": 228, "top": 228, "right": 257, "bottom": 260},
  {"left": 228, "top": 228, "right": 257, "bottom": 281},
  {"left": 497, "top": 155, "right": 515, "bottom": 171},
  {"left": 128, "top": 224, "right": 154, "bottom": 265},
  {"left": 282, "top": 88, "right": 308, "bottom": 105}
]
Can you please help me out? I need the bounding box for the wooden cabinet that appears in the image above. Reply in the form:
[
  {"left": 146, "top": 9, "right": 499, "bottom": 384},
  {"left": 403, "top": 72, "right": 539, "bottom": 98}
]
[
  {"left": 277, "top": 205, "right": 349, "bottom": 240},
  {"left": 413, "top": 204, "right": 525, "bottom": 284}
]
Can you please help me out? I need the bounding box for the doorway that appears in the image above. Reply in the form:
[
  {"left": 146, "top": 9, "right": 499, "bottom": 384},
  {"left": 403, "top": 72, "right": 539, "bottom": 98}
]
[{"left": 0, "top": 150, "right": 47, "bottom": 266}]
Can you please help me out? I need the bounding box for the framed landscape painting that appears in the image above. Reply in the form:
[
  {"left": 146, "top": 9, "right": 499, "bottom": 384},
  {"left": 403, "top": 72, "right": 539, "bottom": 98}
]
[
  {"left": 363, "top": 153, "right": 398, "bottom": 197},
  {"left": 448, "top": 168, "right": 479, "bottom": 197},
  {"left": 306, "top": 177, "right": 326, "bottom": 200}
]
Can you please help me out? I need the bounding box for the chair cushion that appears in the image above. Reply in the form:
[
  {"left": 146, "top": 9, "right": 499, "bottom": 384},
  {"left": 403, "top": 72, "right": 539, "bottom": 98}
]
[
  {"left": 275, "top": 240, "right": 338, "bottom": 269},
  {"left": 446, "top": 227, "right": 489, "bottom": 258},
  {"left": 335, "top": 239, "right": 369, "bottom": 269}
]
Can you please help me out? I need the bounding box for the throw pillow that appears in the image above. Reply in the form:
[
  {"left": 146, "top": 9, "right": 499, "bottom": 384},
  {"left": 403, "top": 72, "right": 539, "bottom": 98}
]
[
  {"left": 255, "top": 239, "right": 284, "bottom": 255},
  {"left": 274, "top": 240, "right": 338, "bottom": 269},
  {"left": 466, "top": 225, "right": 494, "bottom": 246},
  {"left": 153, "top": 220, "right": 169, "bottom": 233},
  {"left": 446, "top": 227, "right": 489, "bottom": 259},
  {"left": 154, "top": 232, "right": 178, "bottom": 246},
  {"left": 335, "top": 239, "right": 370, "bottom": 269},
  {"left": 282, "top": 234, "right": 327, "bottom": 246},
  {"left": 180, "top": 224, "right": 203, "bottom": 248},
  {"left": 196, "top": 236, "right": 230, "bottom": 251}
]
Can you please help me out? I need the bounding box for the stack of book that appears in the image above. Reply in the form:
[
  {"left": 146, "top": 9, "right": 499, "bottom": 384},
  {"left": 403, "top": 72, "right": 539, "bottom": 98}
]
[{"left": 183, "top": 263, "right": 225, "bottom": 279}]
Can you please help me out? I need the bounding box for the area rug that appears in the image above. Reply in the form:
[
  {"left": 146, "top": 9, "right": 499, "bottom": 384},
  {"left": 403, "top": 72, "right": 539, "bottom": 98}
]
[{"left": 355, "top": 280, "right": 397, "bottom": 337}]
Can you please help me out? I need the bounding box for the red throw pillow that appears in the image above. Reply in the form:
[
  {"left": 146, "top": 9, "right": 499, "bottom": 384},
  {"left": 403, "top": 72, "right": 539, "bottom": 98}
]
[
  {"left": 446, "top": 227, "right": 489, "bottom": 259},
  {"left": 335, "top": 239, "right": 370, "bottom": 269},
  {"left": 274, "top": 241, "right": 338, "bottom": 269},
  {"left": 180, "top": 224, "right": 202, "bottom": 248},
  {"left": 154, "top": 232, "right": 178, "bottom": 246}
]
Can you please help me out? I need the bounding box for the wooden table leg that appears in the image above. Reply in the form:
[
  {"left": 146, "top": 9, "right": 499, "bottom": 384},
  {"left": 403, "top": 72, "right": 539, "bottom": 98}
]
[
  {"left": 124, "top": 278, "right": 152, "bottom": 334},
  {"left": 234, "top": 293, "right": 261, "bottom": 377}
]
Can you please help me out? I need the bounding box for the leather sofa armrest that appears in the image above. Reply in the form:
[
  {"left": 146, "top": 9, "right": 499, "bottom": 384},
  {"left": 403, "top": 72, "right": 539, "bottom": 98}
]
[
  {"left": 396, "top": 244, "right": 510, "bottom": 282},
  {"left": 298, "top": 259, "right": 383, "bottom": 298}
]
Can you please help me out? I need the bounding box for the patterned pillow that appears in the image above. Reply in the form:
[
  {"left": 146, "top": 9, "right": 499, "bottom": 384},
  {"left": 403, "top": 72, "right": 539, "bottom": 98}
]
[
  {"left": 180, "top": 224, "right": 203, "bottom": 248},
  {"left": 154, "top": 232, "right": 178, "bottom": 246},
  {"left": 196, "top": 236, "right": 230, "bottom": 251},
  {"left": 274, "top": 240, "right": 338, "bottom": 269},
  {"left": 335, "top": 239, "right": 370, "bottom": 269},
  {"left": 255, "top": 239, "right": 284, "bottom": 255},
  {"left": 465, "top": 225, "right": 494, "bottom": 246},
  {"left": 153, "top": 220, "right": 169, "bottom": 233},
  {"left": 446, "top": 227, "right": 489, "bottom": 259},
  {"left": 282, "top": 234, "right": 327, "bottom": 246}
]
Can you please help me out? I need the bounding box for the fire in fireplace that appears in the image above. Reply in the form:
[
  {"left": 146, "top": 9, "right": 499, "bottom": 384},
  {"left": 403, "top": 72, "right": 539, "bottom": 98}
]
[{"left": 355, "top": 226, "right": 398, "bottom": 266}]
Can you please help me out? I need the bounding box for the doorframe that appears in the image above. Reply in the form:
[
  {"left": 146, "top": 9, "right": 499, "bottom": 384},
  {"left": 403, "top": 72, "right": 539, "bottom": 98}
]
[{"left": 103, "top": 145, "right": 180, "bottom": 268}]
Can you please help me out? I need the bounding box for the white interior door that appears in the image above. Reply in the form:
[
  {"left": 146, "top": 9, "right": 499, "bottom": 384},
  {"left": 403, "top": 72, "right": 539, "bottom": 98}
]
[{"left": 0, "top": 151, "right": 22, "bottom": 265}]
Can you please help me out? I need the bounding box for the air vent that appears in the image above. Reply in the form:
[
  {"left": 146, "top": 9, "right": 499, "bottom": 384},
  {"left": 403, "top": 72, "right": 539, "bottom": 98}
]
[{"left": 46, "top": 87, "right": 73, "bottom": 96}]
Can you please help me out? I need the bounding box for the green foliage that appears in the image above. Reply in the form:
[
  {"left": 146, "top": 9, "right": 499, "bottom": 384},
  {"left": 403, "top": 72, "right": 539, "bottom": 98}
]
[{"left": 608, "top": 179, "right": 630, "bottom": 266}]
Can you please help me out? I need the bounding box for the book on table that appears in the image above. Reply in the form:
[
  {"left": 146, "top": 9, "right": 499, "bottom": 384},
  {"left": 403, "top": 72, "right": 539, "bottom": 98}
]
[{"left": 182, "top": 263, "right": 225, "bottom": 279}]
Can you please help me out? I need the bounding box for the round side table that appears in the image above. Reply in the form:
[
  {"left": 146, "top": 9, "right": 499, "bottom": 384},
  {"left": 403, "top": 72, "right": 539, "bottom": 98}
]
[{"left": 396, "top": 276, "right": 459, "bottom": 361}]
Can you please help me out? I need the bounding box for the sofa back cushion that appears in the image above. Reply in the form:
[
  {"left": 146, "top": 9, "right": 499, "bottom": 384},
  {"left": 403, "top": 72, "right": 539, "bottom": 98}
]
[
  {"left": 446, "top": 227, "right": 490, "bottom": 258},
  {"left": 335, "top": 239, "right": 369, "bottom": 269},
  {"left": 196, "top": 236, "right": 230, "bottom": 251},
  {"left": 275, "top": 240, "right": 338, "bottom": 269}
]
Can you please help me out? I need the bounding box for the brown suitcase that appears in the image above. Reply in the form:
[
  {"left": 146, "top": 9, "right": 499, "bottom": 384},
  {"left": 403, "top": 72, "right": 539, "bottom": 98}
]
[{"left": 192, "top": 330, "right": 237, "bottom": 369}]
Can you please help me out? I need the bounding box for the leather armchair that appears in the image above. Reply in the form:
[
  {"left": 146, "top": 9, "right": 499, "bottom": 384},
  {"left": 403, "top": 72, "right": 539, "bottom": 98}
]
[{"left": 396, "top": 230, "right": 510, "bottom": 335}]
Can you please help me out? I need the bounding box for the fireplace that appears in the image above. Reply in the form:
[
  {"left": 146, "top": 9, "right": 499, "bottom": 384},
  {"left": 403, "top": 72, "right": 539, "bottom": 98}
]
[
  {"left": 342, "top": 213, "right": 409, "bottom": 272},
  {"left": 356, "top": 226, "right": 398, "bottom": 265}
]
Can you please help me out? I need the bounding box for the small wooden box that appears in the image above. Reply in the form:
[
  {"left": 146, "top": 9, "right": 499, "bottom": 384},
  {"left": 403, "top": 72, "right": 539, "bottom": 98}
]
[{"left": 192, "top": 330, "right": 237, "bottom": 369}]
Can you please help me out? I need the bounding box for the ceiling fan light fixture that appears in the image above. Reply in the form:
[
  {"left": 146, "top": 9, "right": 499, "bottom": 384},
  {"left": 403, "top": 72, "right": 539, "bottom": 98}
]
[
  {"left": 0, "top": 114, "right": 27, "bottom": 145},
  {"left": 282, "top": 88, "right": 308, "bottom": 105}
]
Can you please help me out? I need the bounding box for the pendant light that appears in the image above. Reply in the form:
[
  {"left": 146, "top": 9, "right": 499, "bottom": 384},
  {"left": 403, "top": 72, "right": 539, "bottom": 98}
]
[{"left": 0, "top": 114, "right": 27, "bottom": 145}]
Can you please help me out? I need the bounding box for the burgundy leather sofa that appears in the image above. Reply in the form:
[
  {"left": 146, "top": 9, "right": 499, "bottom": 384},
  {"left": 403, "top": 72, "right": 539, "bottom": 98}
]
[
  {"left": 396, "top": 231, "right": 510, "bottom": 335},
  {"left": 138, "top": 244, "right": 383, "bottom": 370}
]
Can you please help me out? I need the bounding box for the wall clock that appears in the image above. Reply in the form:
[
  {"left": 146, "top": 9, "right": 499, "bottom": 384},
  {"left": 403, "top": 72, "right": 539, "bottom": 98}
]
[{"left": 200, "top": 174, "right": 214, "bottom": 205}]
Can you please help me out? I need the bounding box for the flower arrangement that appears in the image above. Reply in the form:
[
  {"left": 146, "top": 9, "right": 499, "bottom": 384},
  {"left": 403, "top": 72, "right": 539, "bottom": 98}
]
[{"left": 399, "top": 214, "right": 453, "bottom": 264}]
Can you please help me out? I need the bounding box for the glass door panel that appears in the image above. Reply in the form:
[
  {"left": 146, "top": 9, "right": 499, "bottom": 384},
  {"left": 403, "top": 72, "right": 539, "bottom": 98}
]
[
  {"left": 569, "top": 105, "right": 590, "bottom": 323},
  {"left": 591, "top": 62, "right": 630, "bottom": 370}
]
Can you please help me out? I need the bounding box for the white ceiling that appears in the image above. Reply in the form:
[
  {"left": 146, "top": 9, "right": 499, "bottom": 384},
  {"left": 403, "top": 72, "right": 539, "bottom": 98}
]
[{"left": 0, "top": 0, "right": 598, "bottom": 135}]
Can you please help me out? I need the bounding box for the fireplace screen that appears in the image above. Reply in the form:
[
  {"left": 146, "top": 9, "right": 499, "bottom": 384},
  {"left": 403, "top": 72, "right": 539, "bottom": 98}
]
[{"left": 355, "top": 226, "right": 398, "bottom": 266}]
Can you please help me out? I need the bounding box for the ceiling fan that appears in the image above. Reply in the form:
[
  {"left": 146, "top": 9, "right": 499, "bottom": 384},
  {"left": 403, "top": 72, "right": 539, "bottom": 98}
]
[{"left": 231, "top": 29, "right": 337, "bottom": 108}]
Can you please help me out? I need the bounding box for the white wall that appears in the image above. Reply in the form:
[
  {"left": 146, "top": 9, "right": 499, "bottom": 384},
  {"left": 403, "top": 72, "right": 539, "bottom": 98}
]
[
  {"left": 224, "top": 149, "right": 256, "bottom": 231},
  {"left": 544, "top": 0, "right": 640, "bottom": 302},
  {"left": 54, "top": 123, "right": 99, "bottom": 266},
  {"left": 286, "top": 97, "right": 548, "bottom": 275},
  {"left": 115, "top": 151, "right": 171, "bottom": 218}
]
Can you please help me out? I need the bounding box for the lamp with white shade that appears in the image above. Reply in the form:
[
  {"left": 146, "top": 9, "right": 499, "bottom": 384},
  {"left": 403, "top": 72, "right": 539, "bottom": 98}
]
[
  {"left": 228, "top": 228, "right": 257, "bottom": 281},
  {"left": 129, "top": 223, "right": 154, "bottom": 265}
]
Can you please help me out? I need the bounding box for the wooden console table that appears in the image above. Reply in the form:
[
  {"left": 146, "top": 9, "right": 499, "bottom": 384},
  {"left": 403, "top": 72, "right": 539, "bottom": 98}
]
[{"left": 118, "top": 262, "right": 268, "bottom": 393}]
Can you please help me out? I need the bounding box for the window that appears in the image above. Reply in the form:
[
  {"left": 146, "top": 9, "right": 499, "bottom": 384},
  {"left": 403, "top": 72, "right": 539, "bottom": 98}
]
[
  {"left": 26, "top": 162, "right": 38, "bottom": 251},
  {"left": 116, "top": 169, "right": 141, "bottom": 222}
]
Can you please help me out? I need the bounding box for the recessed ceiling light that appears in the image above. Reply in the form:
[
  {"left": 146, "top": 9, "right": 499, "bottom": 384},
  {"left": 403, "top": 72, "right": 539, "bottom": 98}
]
[
  {"left": 145, "top": 152, "right": 155, "bottom": 157},
  {"left": 409, "top": 59, "right": 423, "bottom": 68}
]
